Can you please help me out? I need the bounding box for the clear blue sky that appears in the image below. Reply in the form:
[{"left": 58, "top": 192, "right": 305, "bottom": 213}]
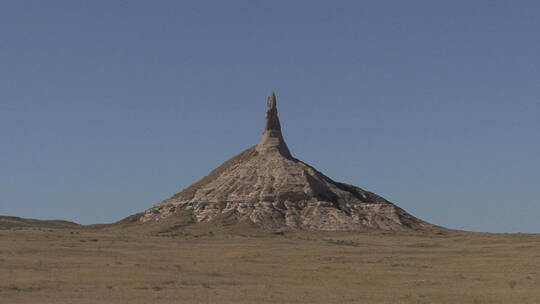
[{"left": 1, "top": 1, "right": 539, "bottom": 232}]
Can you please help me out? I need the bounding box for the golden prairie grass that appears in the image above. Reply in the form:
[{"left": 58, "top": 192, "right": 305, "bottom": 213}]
[{"left": 0, "top": 227, "right": 539, "bottom": 303}]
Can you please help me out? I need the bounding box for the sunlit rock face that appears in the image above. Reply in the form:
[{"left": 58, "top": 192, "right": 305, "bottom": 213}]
[{"left": 140, "top": 93, "right": 431, "bottom": 231}]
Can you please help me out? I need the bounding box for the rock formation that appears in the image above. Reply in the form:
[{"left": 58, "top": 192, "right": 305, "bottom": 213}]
[{"left": 139, "top": 93, "right": 431, "bottom": 231}]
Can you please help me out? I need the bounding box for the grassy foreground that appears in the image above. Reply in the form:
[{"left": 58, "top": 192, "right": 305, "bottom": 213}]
[{"left": 1, "top": 226, "right": 539, "bottom": 303}]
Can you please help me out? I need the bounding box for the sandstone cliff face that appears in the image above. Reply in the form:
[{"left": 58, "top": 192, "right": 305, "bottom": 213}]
[{"left": 140, "top": 93, "right": 431, "bottom": 231}]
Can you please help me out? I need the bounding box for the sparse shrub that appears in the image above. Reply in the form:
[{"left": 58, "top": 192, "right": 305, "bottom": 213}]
[
  {"left": 327, "top": 239, "right": 361, "bottom": 247},
  {"left": 408, "top": 242, "right": 440, "bottom": 248},
  {"left": 273, "top": 229, "right": 286, "bottom": 236}
]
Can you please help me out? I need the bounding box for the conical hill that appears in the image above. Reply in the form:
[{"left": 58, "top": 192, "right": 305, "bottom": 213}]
[{"left": 139, "top": 93, "right": 431, "bottom": 231}]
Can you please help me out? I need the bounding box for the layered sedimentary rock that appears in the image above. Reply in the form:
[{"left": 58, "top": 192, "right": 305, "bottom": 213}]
[{"left": 140, "top": 93, "right": 431, "bottom": 231}]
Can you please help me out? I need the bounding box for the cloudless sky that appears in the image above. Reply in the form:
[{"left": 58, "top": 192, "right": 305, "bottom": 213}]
[{"left": 1, "top": 1, "right": 539, "bottom": 232}]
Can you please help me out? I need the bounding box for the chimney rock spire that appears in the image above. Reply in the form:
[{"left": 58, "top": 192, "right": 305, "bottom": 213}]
[{"left": 256, "top": 92, "right": 292, "bottom": 158}]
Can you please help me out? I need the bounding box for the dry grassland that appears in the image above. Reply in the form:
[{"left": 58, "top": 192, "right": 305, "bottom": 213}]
[{"left": 1, "top": 226, "right": 539, "bottom": 303}]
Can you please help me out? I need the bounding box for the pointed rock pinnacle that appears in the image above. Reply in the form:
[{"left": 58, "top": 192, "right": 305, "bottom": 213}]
[
  {"left": 265, "top": 92, "right": 280, "bottom": 132},
  {"left": 256, "top": 92, "right": 292, "bottom": 158},
  {"left": 138, "top": 92, "right": 432, "bottom": 231}
]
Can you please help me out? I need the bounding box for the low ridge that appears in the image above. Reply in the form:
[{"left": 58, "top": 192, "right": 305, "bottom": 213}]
[
  {"left": 138, "top": 93, "right": 432, "bottom": 231},
  {"left": 0, "top": 216, "right": 80, "bottom": 229}
]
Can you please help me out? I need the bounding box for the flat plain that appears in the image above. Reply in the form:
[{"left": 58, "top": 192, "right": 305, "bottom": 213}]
[{"left": 1, "top": 225, "right": 539, "bottom": 304}]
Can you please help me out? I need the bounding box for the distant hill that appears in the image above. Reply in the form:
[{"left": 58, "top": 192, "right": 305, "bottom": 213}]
[{"left": 0, "top": 216, "right": 80, "bottom": 229}]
